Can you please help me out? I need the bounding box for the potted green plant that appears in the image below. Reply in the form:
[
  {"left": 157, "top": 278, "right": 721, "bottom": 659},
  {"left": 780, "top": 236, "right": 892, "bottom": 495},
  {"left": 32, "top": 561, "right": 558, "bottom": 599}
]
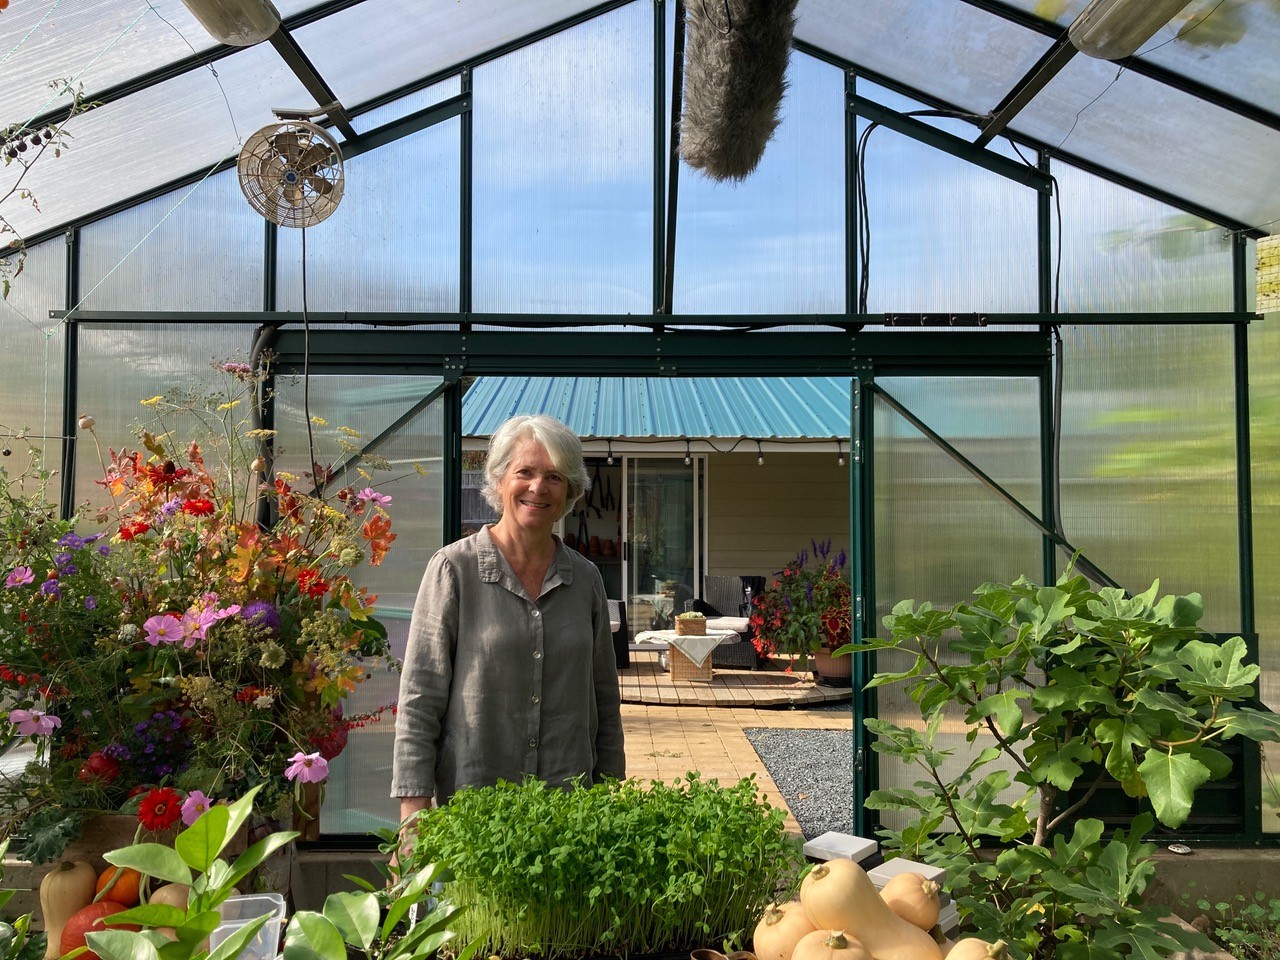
[
  {"left": 749, "top": 540, "right": 851, "bottom": 684},
  {"left": 845, "top": 567, "right": 1280, "bottom": 959},
  {"left": 674, "top": 610, "right": 707, "bottom": 636},
  {"left": 404, "top": 773, "right": 803, "bottom": 959},
  {"left": 0, "top": 360, "right": 402, "bottom": 864}
]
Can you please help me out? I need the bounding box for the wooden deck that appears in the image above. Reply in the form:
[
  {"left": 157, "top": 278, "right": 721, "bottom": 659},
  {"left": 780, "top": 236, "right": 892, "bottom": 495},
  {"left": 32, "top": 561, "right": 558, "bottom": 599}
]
[{"left": 618, "top": 651, "right": 852, "bottom": 707}]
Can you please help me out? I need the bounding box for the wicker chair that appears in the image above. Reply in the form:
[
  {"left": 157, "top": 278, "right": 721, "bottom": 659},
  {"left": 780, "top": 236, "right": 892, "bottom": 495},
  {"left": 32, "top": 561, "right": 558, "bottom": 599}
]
[{"left": 703, "top": 575, "right": 758, "bottom": 669}]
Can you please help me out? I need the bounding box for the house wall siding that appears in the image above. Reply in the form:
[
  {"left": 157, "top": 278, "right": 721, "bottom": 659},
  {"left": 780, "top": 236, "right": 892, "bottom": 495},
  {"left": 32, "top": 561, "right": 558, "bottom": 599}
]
[{"left": 706, "top": 452, "right": 851, "bottom": 581}]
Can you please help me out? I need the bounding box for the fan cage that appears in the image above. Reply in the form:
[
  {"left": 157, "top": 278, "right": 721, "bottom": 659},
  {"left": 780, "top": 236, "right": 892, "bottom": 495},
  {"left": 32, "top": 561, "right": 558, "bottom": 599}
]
[{"left": 237, "top": 120, "right": 345, "bottom": 228}]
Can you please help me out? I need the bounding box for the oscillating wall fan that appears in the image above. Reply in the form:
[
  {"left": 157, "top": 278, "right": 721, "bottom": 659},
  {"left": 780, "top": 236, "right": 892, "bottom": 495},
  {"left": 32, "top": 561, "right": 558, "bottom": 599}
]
[{"left": 237, "top": 119, "right": 344, "bottom": 228}]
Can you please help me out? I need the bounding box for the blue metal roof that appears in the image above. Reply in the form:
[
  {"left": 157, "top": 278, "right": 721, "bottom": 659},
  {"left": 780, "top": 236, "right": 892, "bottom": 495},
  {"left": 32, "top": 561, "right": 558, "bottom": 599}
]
[{"left": 462, "top": 377, "right": 851, "bottom": 439}]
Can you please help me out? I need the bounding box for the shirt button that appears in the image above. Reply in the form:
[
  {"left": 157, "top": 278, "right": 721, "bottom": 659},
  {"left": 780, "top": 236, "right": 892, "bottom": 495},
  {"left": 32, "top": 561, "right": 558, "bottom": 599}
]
[
  {"left": 531, "top": 694, "right": 540, "bottom": 704},
  {"left": 532, "top": 609, "right": 541, "bottom": 618},
  {"left": 533, "top": 650, "right": 542, "bottom": 659},
  {"left": 528, "top": 738, "right": 538, "bottom": 748}
]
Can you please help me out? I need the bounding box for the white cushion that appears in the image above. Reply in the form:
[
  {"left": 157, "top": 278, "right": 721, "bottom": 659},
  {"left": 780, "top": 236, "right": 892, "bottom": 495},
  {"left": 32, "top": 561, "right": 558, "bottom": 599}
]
[{"left": 706, "top": 615, "right": 750, "bottom": 635}]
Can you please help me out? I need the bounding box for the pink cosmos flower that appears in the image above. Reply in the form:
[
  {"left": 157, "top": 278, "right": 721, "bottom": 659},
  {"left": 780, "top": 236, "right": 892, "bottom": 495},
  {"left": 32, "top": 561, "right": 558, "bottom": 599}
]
[
  {"left": 143, "top": 613, "right": 184, "bottom": 646},
  {"left": 180, "top": 607, "right": 217, "bottom": 647},
  {"left": 212, "top": 603, "right": 241, "bottom": 621},
  {"left": 284, "top": 751, "right": 329, "bottom": 784},
  {"left": 9, "top": 708, "right": 61, "bottom": 737},
  {"left": 181, "top": 789, "right": 212, "bottom": 826},
  {"left": 4, "top": 566, "right": 34, "bottom": 589},
  {"left": 355, "top": 488, "right": 392, "bottom": 508}
]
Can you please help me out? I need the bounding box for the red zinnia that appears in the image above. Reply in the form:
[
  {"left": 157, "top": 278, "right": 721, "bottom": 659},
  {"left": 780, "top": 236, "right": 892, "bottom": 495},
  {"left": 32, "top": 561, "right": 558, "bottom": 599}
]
[
  {"left": 296, "top": 568, "right": 329, "bottom": 598},
  {"left": 119, "top": 521, "right": 150, "bottom": 541},
  {"left": 137, "top": 787, "right": 183, "bottom": 831},
  {"left": 181, "top": 498, "right": 215, "bottom": 516}
]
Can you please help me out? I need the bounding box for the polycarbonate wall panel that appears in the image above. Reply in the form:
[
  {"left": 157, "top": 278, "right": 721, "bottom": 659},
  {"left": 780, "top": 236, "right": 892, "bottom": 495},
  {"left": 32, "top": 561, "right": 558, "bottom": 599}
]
[
  {"left": 77, "top": 169, "right": 264, "bottom": 311},
  {"left": 673, "top": 53, "right": 845, "bottom": 314},
  {"left": 276, "top": 120, "right": 461, "bottom": 311},
  {"left": 859, "top": 124, "right": 1039, "bottom": 313},
  {"left": 472, "top": 4, "right": 652, "bottom": 314},
  {"left": 0, "top": 240, "right": 65, "bottom": 493},
  {"left": 1058, "top": 324, "right": 1240, "bottom": 630},
  {"left": 872, "top": 389, "right": 1044, "bottom": 830},
  {"left": 71, "top": 324, "right": 255, "bottom": 508},
  {"left": 795, "top": 0, "right": 1053, "bottom": 116},
  {"left": 350, "top": 78, "right": 463, "bottom": 135},
  {"left": 4, "top": 43, "right": 313, "bottom": 239},
  {"left": 294, "top": 0, "right": 604, "bottom": 112},
  {"left": 1250, "top": 315, "right": 1279, "bottom": 830},
  {"left": 1017, "top": 55, "right": 1280, "bottom": 232},
  {"left": 876, "top": 377, "right": 1043, "bottom": 516},
  {"left": 1052, "top": 163, "right": 1234, "bottom": 313},
  {"left": 273, "top": 374, "right": 445, "bottom": 834}
]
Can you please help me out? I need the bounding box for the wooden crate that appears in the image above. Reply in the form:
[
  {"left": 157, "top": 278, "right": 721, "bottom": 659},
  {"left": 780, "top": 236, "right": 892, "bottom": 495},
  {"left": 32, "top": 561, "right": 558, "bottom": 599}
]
[{"left": 669, "top": 646, "right": 712, "bottom": 682}]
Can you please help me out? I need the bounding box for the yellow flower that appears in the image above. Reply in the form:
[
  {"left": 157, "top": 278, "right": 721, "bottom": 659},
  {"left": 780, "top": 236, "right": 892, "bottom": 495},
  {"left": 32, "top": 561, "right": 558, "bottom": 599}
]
[
  {"left": 310, "top": 415, "right": 328, "bottom": 426},
  {"left": 140, "top": 395, "right": 164, "bottom": 406},
  {"left": 217, "top": 400, "right": 240, "bottom": 411},
  {"left": 245, "top": 428, "right": 278, "bottom": 439}
]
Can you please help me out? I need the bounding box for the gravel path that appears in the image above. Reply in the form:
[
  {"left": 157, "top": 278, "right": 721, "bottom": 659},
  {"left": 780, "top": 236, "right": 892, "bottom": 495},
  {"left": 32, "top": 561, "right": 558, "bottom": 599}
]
[{"left": 744, "top": 727, "right": 855, "bottom": 840}]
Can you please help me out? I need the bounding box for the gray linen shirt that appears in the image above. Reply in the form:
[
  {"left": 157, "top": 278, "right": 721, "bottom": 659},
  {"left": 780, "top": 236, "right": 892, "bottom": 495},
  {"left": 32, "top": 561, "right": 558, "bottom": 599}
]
[{"left": 390, "top": 526, "right": 626, "bottom": 801}]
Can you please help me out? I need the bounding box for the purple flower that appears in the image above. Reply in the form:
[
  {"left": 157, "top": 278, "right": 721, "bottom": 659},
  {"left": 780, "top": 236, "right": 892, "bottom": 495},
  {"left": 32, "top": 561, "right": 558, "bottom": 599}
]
[
  {"left": 97, "top": 544, "right": 111, "bottom": 557},
  {"left": 9, "top": 709, "right": 61, "bottom": 737},
  {"left": 4, "top": 567, "right": 34, "bottom": 589},
  {"left": 39, "top": 580, "right": 61, "bottom": 598},
  {"left": 159, "top": 497, "right": 183, "bottom": 518},
  {"left": 181, "top": 790, "right": 212, "bottom": 826},
  {"left": 84, "top": 596, "right": 98, "bottom": 610},
  {"left": 356, "top": 487, "right": 392, "bottom": 507},
  {"left": 58, "top": 533, "right": 85, "bottom": 549},
  {"left": 284, "top": 751, "right": 329, "bottom": 784},
  {"left": 54, "top": 552, "right": 73, "bottom": 568},
  {"left": 241, "top": 601, "right": 282, "bottom": 637}
]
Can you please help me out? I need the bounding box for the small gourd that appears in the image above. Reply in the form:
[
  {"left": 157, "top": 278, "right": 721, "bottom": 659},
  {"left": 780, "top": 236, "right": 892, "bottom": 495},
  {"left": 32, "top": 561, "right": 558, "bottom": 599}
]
[
  {"left": 946, "top": 939, "right": 1007, "bottom": 960},
  {"left": 753, "top": 900, "right": 817, "bottom": 960},
  {"left": 878, "top": 871, "right": 941, "bottom": 930},
  {"left": 38, "top": 860, "right": 96, "bottom": 960},
  {"left": 791, "top": 930, "right": 872, "bottom": 960},
  {"left": 799, "top": 859, "right": 943, "bottom": 960},
  {"left": 146, "top": 882, "right": 191, "bottom": 940}
]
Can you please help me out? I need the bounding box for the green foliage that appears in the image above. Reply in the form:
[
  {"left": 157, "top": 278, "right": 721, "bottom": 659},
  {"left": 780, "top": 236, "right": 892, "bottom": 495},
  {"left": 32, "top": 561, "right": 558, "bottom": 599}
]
[
  {"left": 845, "top": 569, "right": 1280, "bottom": 960},
  {"left": 406, "top": 774, "right": 803, "bottom": 959},
  {"left": 1189, "top": 891, "right": 1280, "bottom": 960}
]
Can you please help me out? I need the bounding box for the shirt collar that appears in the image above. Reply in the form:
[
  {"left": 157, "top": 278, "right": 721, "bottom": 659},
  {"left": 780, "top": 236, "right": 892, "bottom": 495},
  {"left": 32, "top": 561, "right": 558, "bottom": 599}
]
[{"left": 475, "top": 525, "right": 575, "bottom": 589}]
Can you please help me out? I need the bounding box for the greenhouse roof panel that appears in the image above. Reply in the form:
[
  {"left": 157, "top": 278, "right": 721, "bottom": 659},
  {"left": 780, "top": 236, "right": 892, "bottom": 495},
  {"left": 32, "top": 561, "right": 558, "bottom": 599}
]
[{"left": 293, "top": 0, "right": 608, "bottom": 110}]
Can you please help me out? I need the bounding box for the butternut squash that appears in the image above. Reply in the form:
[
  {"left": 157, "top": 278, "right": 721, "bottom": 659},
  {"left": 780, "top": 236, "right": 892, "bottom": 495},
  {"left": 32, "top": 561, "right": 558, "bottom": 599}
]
[
  {"left": 799, "top": 860, "right": 942, "bottom": 960},
  {"left": 878, "top": 872, "right": 941, "bottom": 930},
  {"left": 791, "top": 930, "right": 873, "bottom": 960},
  {"left": 945, "top": 939, "right": 1006, "bottom": 960},
  {"left": 753, "top": 900, "right": 817, "bottom": 960},
  {"left": 39, "top": 860, "right": 96, "bottom": 960}
]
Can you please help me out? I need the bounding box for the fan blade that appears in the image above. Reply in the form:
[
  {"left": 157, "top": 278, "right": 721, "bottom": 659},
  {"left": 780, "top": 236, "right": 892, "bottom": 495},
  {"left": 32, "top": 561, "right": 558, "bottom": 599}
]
[
  {"left": 296, "top": 141, "right": 335, "bottom": 174},
  {"left": 272, "top": 131, "right": 304, "bottom": 165},
  {"left": 284, "top": 183, "right": 304, "bottom": 205},
  {"left": 306, "top": 174, "right": 334, "bottom": 197}
]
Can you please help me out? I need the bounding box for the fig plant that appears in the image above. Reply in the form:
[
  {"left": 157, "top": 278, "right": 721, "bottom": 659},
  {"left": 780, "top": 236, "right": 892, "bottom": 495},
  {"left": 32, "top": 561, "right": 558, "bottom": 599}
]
[{"left": 847, "top": 569, "right": 1280, "bottom": 960}]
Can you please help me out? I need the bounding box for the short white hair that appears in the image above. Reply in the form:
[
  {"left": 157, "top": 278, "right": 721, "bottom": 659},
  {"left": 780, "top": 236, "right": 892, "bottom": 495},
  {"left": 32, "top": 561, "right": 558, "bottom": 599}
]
[{"left": 482, "top": 415, "right": 589, "bottom": 520}]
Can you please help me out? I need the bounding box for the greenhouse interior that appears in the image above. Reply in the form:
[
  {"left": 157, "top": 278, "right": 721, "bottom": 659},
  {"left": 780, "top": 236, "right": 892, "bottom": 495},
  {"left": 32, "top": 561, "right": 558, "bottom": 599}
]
[{"left": 2, "top": 0, "right": 1280, "bottom": 936}]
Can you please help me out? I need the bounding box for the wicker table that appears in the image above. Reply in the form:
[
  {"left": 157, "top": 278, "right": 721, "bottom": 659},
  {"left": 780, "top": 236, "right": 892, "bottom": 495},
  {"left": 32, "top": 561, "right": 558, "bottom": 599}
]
[{"left": 633, "top": 629, "right": 739, "bottom": 681}]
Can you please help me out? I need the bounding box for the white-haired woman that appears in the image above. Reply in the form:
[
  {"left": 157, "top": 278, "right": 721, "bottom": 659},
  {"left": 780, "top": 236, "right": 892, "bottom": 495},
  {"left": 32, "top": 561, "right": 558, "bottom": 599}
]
[{"left": 391, "top": 414, "right": 626, "bottom": 826}]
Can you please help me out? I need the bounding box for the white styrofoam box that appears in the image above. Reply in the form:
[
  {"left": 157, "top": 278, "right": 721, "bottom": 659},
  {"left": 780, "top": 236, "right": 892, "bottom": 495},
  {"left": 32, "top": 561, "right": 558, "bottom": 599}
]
[
  {"left": 801, "top": 831, "right": 878, "bottom": 863},
  {"left": 867, "top": 857, "right": 947, "bottom": 887},
  {"left": 936, "top": 902, "right": 960, "bottom": 937}
]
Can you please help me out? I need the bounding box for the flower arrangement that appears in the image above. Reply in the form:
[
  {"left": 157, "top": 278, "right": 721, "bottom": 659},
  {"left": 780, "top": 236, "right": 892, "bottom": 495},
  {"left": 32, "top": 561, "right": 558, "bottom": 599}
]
[
  {"left": 0, "top": 359, "right": 400, "bottom": 862},
  {"left": 750, "top": 539, "right": 851, "bottom": 665}
]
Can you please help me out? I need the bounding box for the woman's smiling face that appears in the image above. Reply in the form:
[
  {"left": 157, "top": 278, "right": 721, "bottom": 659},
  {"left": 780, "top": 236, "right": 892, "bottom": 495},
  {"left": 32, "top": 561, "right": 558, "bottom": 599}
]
[{"left": 499, "top": 439, "right": 568, "bottom": 534}]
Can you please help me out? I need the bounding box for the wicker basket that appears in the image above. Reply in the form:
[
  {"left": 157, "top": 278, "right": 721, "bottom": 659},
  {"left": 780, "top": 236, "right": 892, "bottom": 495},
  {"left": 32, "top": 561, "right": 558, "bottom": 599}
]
[
  {"left": 669, "top": 645, "right": 713, "bottom": 682},
  {"left": 675, "top": 616, "right": 707, "bottom": 636}
]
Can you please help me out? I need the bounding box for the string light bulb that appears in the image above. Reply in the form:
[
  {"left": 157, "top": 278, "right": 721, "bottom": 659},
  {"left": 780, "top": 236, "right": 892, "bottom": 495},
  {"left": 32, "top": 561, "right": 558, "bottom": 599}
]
[
  {"left": 756, "top": 440, "right": 764, "bottom": 466},
  {"left": 837, "top": 440, "right": 845, "bottom": 467},
  {"left": 606, "top": 439, "right": 614, "bottom": 465},
  {"left": 684, "top": 440, "right": 692, "bottom": 466}
]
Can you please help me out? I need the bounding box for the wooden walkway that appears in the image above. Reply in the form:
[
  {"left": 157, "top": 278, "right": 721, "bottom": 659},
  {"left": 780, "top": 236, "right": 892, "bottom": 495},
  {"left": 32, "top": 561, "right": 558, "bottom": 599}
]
[{"left": 618, "top": 651, "right": 852, "bottom": 707}]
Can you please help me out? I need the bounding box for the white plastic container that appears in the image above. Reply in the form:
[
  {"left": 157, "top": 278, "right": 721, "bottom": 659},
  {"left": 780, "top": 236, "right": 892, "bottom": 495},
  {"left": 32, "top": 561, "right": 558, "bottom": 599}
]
[{"left": 208, "top": 893, "right": 286, "bottom": 960}]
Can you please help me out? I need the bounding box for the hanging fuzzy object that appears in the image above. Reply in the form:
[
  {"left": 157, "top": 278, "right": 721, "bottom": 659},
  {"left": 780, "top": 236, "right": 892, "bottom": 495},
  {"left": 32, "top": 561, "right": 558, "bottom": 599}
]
[{"left": 679, "top": 0, "right": 799, "bottom": 182}]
